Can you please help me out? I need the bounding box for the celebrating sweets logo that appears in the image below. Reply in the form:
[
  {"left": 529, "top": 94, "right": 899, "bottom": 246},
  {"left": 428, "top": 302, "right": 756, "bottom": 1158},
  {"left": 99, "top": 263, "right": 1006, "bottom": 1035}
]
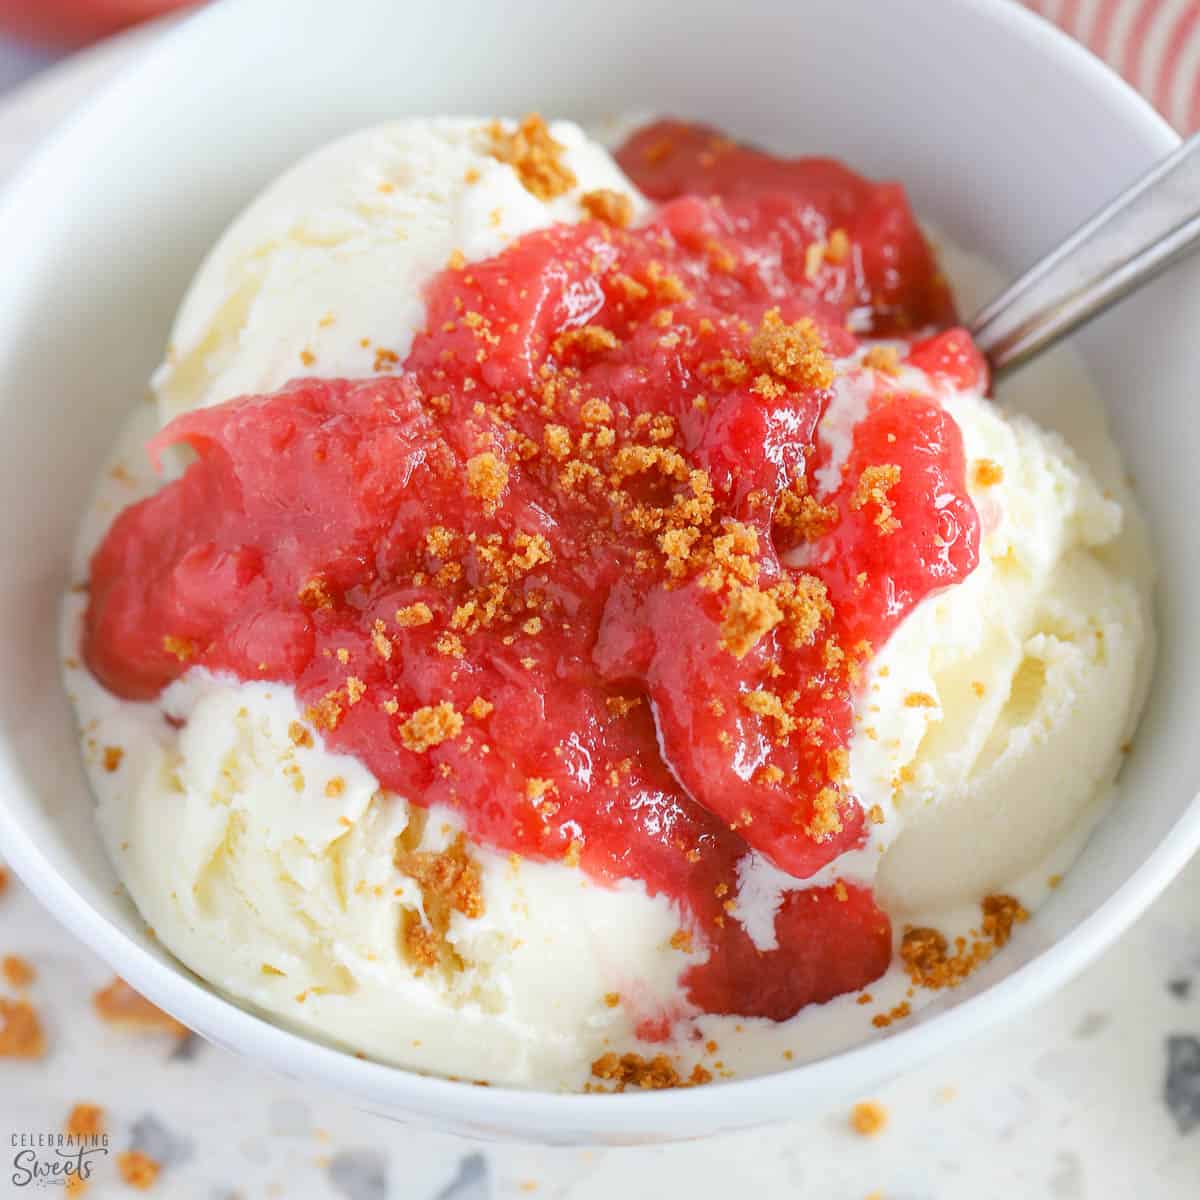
[{"left": 10, "top": 1131, "right": 109, "bottom": 1189}]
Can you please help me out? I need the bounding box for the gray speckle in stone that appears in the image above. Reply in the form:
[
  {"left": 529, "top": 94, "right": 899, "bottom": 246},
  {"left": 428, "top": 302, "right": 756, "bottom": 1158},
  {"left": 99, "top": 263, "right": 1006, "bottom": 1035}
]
[
  {"left": 328, "top": 1149, "right": 388, "bottom": 1200},
  {"left": 434, "top": 1152, "right": 490, "bottom": 1200},
  {"left": 1167, "top": 977, "right": 1193, "bottom": 1001},
  {"left": 1049, "top": 1150, "right": 1083, "bottom": 1198},
  {"left": 1165, "top": 1034, "right": 1200, "bottom": 1134},
  {"left": 1073, "top": 1011, "right": 1110, "bottom": 1039},
  {"left": 129, "top": 1113, "right": 194, "bottom": 1168},
  {"left": 170, "top": 1033, "right": 205, "bottom": 1061}
]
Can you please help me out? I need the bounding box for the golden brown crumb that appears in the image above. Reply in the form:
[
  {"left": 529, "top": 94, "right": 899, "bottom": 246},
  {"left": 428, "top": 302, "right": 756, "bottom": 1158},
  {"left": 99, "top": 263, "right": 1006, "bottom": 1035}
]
[
  {"left": 395, "top": 830, "right": 485, "bottom": 974},
  {"left": 900, "top": 894, "right": 1027, "bottom": 993},
  {"left": 866, "top": 804, "right": 885, "bottom": 825},
  {"left": 604, "top": 992, "right": 621, "bottom": 1008},
  {"left": 116, "top": 1150, "right": 160, "bottom": 1190},
  {"left": 581, "top": 188, "right": 634, "bottom": 228},
  {"left": 543, "top": 424, "right": 572, "bottom": 460},
  {"left": 972, "top": 458, "right": 1005, "bottom": 488},
  {"left": 719, "top": 583, "right": 782, "bottom": 658},
  {"left": 852, "top": 464, "right": 902, "bottom": 535},
  {"left": 305, "top": 692, "right": 344, "bottom": 733},
  {"left": 0, "top": 866, "right": 8, "bottom": 897},
  {"left": 297, "top": 576, "right": 334, "bottom": 610},
  {"left": 850, "top": 1100, "right": 888, "bottom": 1136},
  {"left": 749, "top": 308, "right": 834, "bottom": 390},
  {"left": 2, "top": 954, "right": 34, "bottom": 988},
  {"left": 65, "top": 1172, "right": 88, "bottom": 1197},
  {"left": 525, "top": 777, "right": 556, "bottom": 804},
  {"left": 700, "top": 351, "right": 750, "bottom": 387},
  {"left": 741, "top": 688, "right": 795, "bottom": 737},
  {"left": 807, "top": 786, "right": 844, "bottom": 840},
  {"left": 871, "top": 1000, "right": 912, "bottom": 1029},
  {"left": 826, "top": 228, "right": 851, "bottom": 263},
  {"left": 552, "top": 325, "right": 619, "bottom": 358},
  {"left": 706, "top": 239, "right": 737, "bottom": 273},
  {"left": 862, "top": 345, "right": 901, "bottom": 375},
  {"left": 398, "top": 701, "right": 464, "bottom": 753},
  {"left": 612, "top": 272, "right": 649, "bottom": 302},
  {"left": 487, "top": 114, "right": 576, "bottom": 201},
  {"left": 435, "top": 632, "right": 466, "bottom": 658},
  {"left": 428, "top": 525, "right": 456, "bottom": 559},
  {"left": 605, "top": 695, "right": 642, "bottom": 718},
  {"left": 0, "top": 997, "right": 45, "bottom": 1058},
  {"left": 590, "top": 1051, "right": 710, "bottom": 1091},
  {"left": 980, "top": 893, "right": 1028, "bottom": 947},
  {"left": 92, "top": 978, "right": 188, "bottom": 1036},
  {"left": 66, "top": 1104, "right": 105, "bottom": 1137},
  {"left": 161, "top": 635, "right": 193, "bottom": 662},
  {"left": 102, "top": 746, "right": 124, "bottom": 773},
  {"left": 288, "top": 721, "right": 313, "bottom": 748},
  {"left": 299, "top": 348, "right": 316, "bottom": 367},
  {"left": 669, "top": 928, "right": 693, "bottom": 953},
  {"left": 903, "top": 692, "right": 936, "bottom": 708},
  {"left": 396, "top": 602, "right": 434, "bottom": 628},
  {"left": 646, "top": 261, "right": 689, "bottom": 301},
  {"left": 324, "top": 777, "right": 345, "bottom": 798},
  {"left": 775, "top": 483, "right": 839, "bottom": 543},
  {"left": 466, "top": 451, "right": 509, "bottom": 512},
  {"left": 771, "top": 573, "right": 834, "bottom": 649}
]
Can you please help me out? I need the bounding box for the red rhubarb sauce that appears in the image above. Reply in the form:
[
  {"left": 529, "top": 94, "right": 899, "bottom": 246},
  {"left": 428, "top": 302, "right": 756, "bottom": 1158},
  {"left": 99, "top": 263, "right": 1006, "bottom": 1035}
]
[{"left": 83, "top": 120, "right": 984, "bottom": 1024}]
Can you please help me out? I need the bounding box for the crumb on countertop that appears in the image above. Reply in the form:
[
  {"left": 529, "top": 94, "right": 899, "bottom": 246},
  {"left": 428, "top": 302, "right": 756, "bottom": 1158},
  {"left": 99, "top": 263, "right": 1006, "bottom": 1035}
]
[
  {"left": 92, "top": 977, "right": 189, "bottom": 1036},
  {"left": 0, "top": 996, "right": 45, "bottom": 1058},
  {"left": 116, "top": 1150, "right": 160, "bottom": 1190},
  {"left": 850, "top": 1099, "right": 888, "bottom": 1136}
]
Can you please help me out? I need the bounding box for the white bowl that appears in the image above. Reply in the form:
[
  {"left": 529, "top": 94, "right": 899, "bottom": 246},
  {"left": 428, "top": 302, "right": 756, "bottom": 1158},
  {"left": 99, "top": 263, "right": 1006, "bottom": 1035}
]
[{"left": 1, "top": 0, "right": 1198, "bottom": 1145}]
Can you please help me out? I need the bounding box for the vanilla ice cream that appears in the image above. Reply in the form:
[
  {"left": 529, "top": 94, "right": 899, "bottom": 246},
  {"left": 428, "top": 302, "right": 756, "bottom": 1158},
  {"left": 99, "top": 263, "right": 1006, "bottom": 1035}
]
[
  {"left": 155, "top": 117, "right": 647, "bottom": 420},
  {"left": 62, "top": 116, "right": 1154, "bottom": 1090}
]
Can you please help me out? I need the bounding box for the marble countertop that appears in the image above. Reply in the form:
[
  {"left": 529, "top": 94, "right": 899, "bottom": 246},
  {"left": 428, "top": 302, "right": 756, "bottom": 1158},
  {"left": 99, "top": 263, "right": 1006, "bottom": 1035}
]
[{"left": 1, "top": 17, "right": 1198, "bottom": 1200}]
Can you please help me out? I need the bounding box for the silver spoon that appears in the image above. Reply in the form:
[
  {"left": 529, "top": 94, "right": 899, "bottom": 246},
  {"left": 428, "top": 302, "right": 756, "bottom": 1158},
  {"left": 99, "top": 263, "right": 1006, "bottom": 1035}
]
[{"left": 970, "top": 131, "right": 1200, "bottom": 379}]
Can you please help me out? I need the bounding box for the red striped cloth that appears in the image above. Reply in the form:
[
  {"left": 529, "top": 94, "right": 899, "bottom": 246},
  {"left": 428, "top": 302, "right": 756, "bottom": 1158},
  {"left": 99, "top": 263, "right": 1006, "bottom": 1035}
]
[{"left": 1024, "top": 0, "right": 1200, "bottom": 130}]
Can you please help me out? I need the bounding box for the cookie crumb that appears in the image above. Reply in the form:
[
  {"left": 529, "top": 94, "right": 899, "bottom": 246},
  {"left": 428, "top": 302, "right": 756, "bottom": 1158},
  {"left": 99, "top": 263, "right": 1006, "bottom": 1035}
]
[
  {"left": 581, "top": 188, "right": 634, "bottom": 228},
  {"left": 2, "top": 954, "right": 34, "bottom": 988},
  {"left": 487, "top": 114, "right": 576, "bottom": 201},
  {"left": 850, "top": 1099, "right": 888, "bottom": 1136},
  {"left": 398, "top": 701, "right": 464, "bottom": 752},
  {"left": 93, "top": 978, "right": 188, "bottom": 1036},
  {"left": 116, "top": 1150, "right": 160, "bottom": 1190},
  {"left": 66, "top": 1104, "right": 105, "bottom": 1137},
  {"left": 0, "top": 997, "right": 45, "bottom": 1058}
]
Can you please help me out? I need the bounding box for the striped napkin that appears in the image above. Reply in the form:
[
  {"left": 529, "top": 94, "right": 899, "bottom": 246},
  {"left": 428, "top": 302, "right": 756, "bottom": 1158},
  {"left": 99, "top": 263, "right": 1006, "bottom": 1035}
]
[{"left": 1026, "top": 0, "right": 1200, "bottom": 130}]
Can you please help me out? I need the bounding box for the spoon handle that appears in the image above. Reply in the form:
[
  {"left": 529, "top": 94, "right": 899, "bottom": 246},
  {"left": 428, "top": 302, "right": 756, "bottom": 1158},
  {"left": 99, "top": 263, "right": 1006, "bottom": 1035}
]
[{"left": 970, "top": 131, "right": 1200, "bottom": 378}]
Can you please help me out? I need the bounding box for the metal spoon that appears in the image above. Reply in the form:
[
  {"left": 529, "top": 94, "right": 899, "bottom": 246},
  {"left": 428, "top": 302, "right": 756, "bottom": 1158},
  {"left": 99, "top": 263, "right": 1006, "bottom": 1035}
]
[{"left": 970, "top": 131, "right": 1200, "bottom": 379}]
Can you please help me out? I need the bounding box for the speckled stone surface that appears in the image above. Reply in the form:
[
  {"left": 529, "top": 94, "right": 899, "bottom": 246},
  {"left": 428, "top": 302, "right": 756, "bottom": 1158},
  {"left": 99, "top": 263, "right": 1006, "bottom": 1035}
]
[
  {"left": 2, "top": 859, "right": 1198, "bottom": 1197},
  {"left": 1, "top": 22, "right": 1199, "bottom": 1200}
]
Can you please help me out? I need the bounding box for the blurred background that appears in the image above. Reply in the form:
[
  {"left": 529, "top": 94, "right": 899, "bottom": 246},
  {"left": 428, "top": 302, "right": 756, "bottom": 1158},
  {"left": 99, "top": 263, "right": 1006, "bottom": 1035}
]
[
  {"left": 0, "top": 0, "right": 196, "bottom": 90},
  {"left": 3, "top": 1, "right": 1200, "bottom": 131}
]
